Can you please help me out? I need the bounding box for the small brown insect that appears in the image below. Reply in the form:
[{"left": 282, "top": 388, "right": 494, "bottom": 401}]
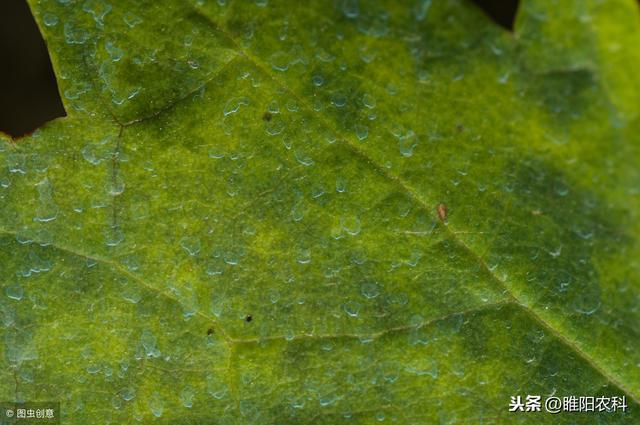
[
  {"left": 207, "top": 327, "right": 214, "bottom": 336},
  {"left": 245, "top": 314, "right": 253, "bottom": 323},
  {"left": 437, "top": 203, "right": 447, "bottom": 223},
  {"left": 262, "top": 111, "right": 272, "bottom": 121}
]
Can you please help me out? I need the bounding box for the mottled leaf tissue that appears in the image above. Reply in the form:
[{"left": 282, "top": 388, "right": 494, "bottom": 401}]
[{"left": 0, "top": 0, "right": 639, "bottom": 424}]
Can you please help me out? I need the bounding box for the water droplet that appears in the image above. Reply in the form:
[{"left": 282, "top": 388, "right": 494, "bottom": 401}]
[
  {"left": 343, "top": 301, "right": 361, "bottom": 317},
  {"left": 284, "top": 328, "right": 295, "bottom": 341},
  {"left": 121, "top": 286, "right": 142, "bottom": 304},
  {"left": 573, "top": 291, "right": 601, "bottom": 316},
  {"left": 360, "top": 282, "right": 380, "bottom": 299},
  {"left": 342, "top": 0, "right": 359, "bottom": 18},
  {"left": 391, "top": 292, "right": 409, "bottom": 306},
  {"left": 380, "top": 361, "right": 399, "bottom": 383},
  {"left": 355, "top": 124, "right": 368, "bottom": 141},
  {"left": 297, "top": 249, "right": 311, "bottom": 264},
  {"left": 180, "top": 386, "right": 194, "bottom": 408},
  {"left": 415, "top": 0, "right": 432, "bottom": 21},
  {"left": 104, "top": 226, "right": 125, "bottom": 247},
  {"left": 205, "top": 258, "right": 223, "bottom": 276},
  {"left": 311, "top": 185, "right": 325, "bottom": 199},
  {"left": 6, "top": 153, "right": 26, "bottom": 174},
  {"left": 123, "top": 12, "right": 142, "bottom": 28},
  {"left": 179, "top": 287, "right": 198, "bottom": 319},
  {"left": 312, "top": 74, "right": 325, "bottom": 87},
  {"left": 548, "top": 246, "right": 562, "bottom": 258},
  {"left": 398, "top": 137, "right": 418, "bottom": 157},
  {"left": 405, "top": 357, "right": 438, "bottom": 378},
  {"left": 208, "top": 148, "right": 225, "bottom": 159},
  {"left": 319, "top": 391, "right": 339, "bottom": 407},
  {"left": 360, "top": 48, "right": 376, "bottom": 63},
  {"left": 336, "top": 177, "right": 347, "bottom": 193},
  {"left": 289, "top": 396, "right": 305, "bottom": 409},
  {"left": 223, "top": 250, "right": 240, "bottom": 266},
  {"left": 43, "top": 13, "right": 59, "bottom": 27},
  {"left": 341, "top": 216, "right": 361, "bottom": 235},
  {"left": 120, "top": 387, "right": 136, "bottom": 401},
  {"left": 148, "top": 392, "right": 164, "bottom": 417},
  {"left": 362, "top": 93, "right": 376, "bottom": 109},
  {"left": 268, "top": 100, "right": 280, "bottom": 114},
  {"left": 291, "top": 203, "right": 304, "bottom": 222},
  {"left": 410, "top": 314, "right": 425, "bottom": 327},
  {"left": 294, "top": 150, "right": 314, "bottom": 166},
  {"left": 406, "top": 250, "right": 423, "bottom": 267},
  {"left": 34, "top": 178, "right": 58, "bottom": 223},
  {"left": 554, "top": 181, "right": 570, "bottom": 197},
  {"left": 128, "top": 90, "right": 141, "bottom": 105},
  {"left": 223, "top": 96, "right": 250, "bottom": 116},
  {"left": 64, "top": 23, "right": 89, "bottom": 44},
  {"left": 180, "top": 236, "right": 201, "bottom": 256},
  {"left": 285, "top": 99, "right": 299, "bottom": 112},
  {"left": 265, "top": 119, "right": 285, "bottom": 136},
  {"left": 105, "top": 40, "right": 124, "bottom": 62},
  {"left": 330, "top": 92, "right": 347, "bottom": 108},
  {"left": 5, "top": 285, "right": 24, "bottom": 301},
  {"left": 86, "top": 363, "right": 102, "bottom": 374},
  {"left": 316, "top": 48, "right": 335, "bottom": 63},
  {"left": 207, "top": 376, "right": 228, "bottom": 400},
  {"left": 17, "top": 252, "right": 52, "bottom": 277},
  {"left": 111, "top": 395, "right": 123, "bottom": 410},
  {"left": 140, "top": 330, "right": 161, "bottom": 358},
  {"left": 268, "top": 289, "right": 280, "bottom": 304},
  {"left": 270, "top": 51, "right": 290, "bottom": 72},
  {"left": 64, "top": 82, "right": 92, "bottom": 101},
  {"left": 282, "top": 136, "right": 293, "bottom": 150},
  {"left": 108, "top": 174, "right": 125, "bottom": 196},
  {"left": 83, "top": 0, "right": 112, "bottom": 25}
]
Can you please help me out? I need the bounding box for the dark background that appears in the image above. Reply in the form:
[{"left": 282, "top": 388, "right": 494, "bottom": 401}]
[
  {"left": 0, "top": 0, "right": 518, "bottom": 138},
  {"left": 0, "top": 0, "right": 66, "bottom": 137}
]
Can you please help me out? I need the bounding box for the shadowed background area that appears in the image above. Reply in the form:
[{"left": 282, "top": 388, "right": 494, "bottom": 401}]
[{"left": 0, "top": 0, "right": 66, "bottom": 138}]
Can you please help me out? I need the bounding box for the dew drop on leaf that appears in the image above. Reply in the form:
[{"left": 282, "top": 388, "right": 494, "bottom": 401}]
[
  {"left": 343, "top": 301, "right": 361, "bottom": 317},
  {"left": 360, "top": 282, "right": 380, "bottom": 299},
  {"left": 5, "top": 284, "right": 24, "bottom": 301},
  {"left": 148, "top": 392, "right": 164, "bottom": 417}
]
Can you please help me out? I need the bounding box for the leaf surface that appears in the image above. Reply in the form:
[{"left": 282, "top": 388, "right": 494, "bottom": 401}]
[{"left": 1, "top": 0, "right": 640, "bottom": 423}]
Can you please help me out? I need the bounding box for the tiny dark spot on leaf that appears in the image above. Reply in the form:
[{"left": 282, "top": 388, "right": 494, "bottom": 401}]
[
  {"left": 245, "top": 314, "right": 253, "bottom": 323},
  {"left": 262, "top": 112, "right": 272, "bottom": 121},
  {"left": 207, "top": 327, "right": 214, "bottom": 335}
]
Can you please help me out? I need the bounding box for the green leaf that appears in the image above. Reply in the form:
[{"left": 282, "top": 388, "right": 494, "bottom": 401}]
[{"left": 1, "top": 0, "right": 639, "bottom": 423}]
